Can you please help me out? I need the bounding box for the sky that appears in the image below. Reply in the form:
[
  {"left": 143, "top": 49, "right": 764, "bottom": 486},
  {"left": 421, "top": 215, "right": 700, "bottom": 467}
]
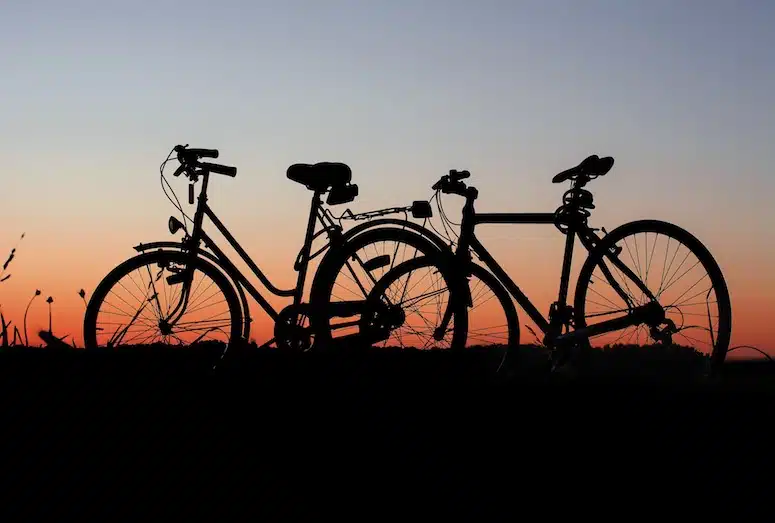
[{"left": 1, "top": 0, "right": 773, "bottom": 358}]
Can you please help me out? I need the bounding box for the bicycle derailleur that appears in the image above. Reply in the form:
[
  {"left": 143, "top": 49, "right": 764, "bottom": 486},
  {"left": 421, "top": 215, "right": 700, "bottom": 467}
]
[{"left": 649, "top": 318, "right": 679, "bottom": 345}]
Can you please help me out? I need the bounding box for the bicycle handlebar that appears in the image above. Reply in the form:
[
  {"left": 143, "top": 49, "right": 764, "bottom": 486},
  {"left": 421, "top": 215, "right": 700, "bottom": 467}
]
[
  {"left": 199, "top": 161, "right": 237, "bottom": 177},
  {"left": 172, "top": 144, "right": 237, "bottom": 178},
  {"left": 173, "top": 144, "right": 218, "bottom": 158},
  {"left": 432, "top": 169, "right": 475, "bottom": 198}
]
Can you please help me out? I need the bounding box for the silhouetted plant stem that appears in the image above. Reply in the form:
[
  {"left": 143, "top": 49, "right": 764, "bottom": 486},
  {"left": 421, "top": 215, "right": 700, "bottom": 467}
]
[
  {"left": 23, "top": 290, "right": 41, "bottom": 347},
  {"left": 1, "top": 312, "right": 8, "bottom": 348},
  {"left": 0, "top": 233, "right": 25, "bottom": 284},
  {"left": 46, "top": 296, "right": 54, "bottom": 335}
]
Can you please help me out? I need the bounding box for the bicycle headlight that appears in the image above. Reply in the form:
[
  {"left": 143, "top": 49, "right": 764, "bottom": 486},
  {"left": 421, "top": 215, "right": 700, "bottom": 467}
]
[{"left": 168, "top": 216, "right": 184, "bottom": 235}]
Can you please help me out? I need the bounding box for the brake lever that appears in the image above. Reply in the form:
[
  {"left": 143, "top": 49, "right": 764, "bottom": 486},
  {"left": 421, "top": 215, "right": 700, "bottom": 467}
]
[
  {"left": 432, "top": 175, "right": 449, "bottom": 191},
  {"left": 173, "top": 165, "right": 186, "bottom": 177}
]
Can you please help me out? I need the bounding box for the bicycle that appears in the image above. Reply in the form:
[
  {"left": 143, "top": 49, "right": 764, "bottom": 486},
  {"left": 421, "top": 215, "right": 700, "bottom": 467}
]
[
  {"left": 82, "top": 145, "right": 461, "bottom": 359},
  {"left": 367, "top": 155, "right": 732, "bottom": 376}
]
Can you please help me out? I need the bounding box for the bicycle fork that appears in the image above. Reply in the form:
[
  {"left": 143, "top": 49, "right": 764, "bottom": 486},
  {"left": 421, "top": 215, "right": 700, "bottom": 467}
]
[
  {"left": 145, "top": 252, "right": 202, "bottom": 340},
  {"left": 432, "top": 262, "right": 474, "bottom": 342}
]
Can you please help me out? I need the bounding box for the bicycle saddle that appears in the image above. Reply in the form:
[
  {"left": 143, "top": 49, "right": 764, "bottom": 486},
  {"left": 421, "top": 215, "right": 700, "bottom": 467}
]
[
  {"left": 287, "top": 162, "right": 352, "bottom": 192},
  {"left": 552, "top": 155, "right": 614, "bottom": 183}
]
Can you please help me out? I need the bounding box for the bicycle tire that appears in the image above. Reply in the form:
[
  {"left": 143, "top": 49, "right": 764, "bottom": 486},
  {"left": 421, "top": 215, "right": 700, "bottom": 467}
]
[
  {"left": 83, "top": 250, "right": 244, "bottom": 354},
  {"left": 459, "top": 262, "right": 521, "bottom": 376},
  {"left": 573, "top": 219, "right": 732, "bottom": 374}
]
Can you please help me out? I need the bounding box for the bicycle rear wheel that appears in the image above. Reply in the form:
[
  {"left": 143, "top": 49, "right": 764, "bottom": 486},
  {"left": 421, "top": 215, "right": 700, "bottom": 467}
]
[
  {"left": 309, "top": 227, "right": 457, "bottom": 349},
  {"left": 83, "top": 250, "right": 243, "bottom": 360},
  {"left": 574, "top": 220, "right": 732, "bottom": 375}
]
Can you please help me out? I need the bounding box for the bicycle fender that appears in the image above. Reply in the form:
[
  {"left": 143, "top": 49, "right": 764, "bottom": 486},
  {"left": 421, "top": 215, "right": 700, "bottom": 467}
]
[
  {"left": 341, "top": 221, "right": 475, "bottom": 306},
  {"left": 133, "top": 240, "right": 191, "bottom": 253},
  {"left": 316, "top": 224, "right": 451, "bottom": 277},
  {"left": 339, "top": 218, "right": 451, "bottom": 253}
]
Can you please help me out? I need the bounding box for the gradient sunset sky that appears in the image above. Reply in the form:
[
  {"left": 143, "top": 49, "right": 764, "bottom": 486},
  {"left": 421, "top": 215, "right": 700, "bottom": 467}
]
[{"left": 1, "top": 0, "right": 773, "bottom": 357}]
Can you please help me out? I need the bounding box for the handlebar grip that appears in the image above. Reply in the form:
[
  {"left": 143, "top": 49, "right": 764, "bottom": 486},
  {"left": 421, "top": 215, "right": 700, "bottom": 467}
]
[
  {"left": 200, "top": 162, "right": 237, "bottom": 177},
  {"left": 449, "top": 169, "right": 470, "bottom": 180},
  {"left": 187, "top": 148, "right": 219, "bottom": 159}
]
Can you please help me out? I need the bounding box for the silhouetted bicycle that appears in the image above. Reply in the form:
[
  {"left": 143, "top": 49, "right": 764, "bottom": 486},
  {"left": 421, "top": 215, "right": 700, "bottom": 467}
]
[
  {"left": 82, "top": 145, "right": 460, "bottom": 357},
  {"left": 366, "top": 155, "right": 732, "bottom": 376}
]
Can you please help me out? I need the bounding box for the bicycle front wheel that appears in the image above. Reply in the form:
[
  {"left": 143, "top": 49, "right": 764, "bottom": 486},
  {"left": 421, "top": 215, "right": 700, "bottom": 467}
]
[
  {"left": 458, "top": 262, "right": 521, "bottom": 375},
  {"left": 574, "top": 220, "right": 732, "bottom": 374},
  {"left": 83, "top": 250, "right": 243, "bottom": 356}
]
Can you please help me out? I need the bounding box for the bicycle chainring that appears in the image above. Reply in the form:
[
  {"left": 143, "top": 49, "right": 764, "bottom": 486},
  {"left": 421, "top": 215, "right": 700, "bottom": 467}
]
[{"left": 274, "top": 305, "right": 313, "bottom": 352}]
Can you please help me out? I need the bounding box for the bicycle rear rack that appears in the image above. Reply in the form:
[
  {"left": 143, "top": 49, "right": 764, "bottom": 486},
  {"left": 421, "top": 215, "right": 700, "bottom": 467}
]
[{"left": 338, "top": 201, "right": 433, "bottom": 221}]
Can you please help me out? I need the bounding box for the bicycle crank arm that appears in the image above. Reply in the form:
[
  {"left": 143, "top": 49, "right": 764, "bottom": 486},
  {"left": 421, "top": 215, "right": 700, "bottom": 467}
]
[{"left": 550, "top": 302, "right": 665, "bottom": 346}]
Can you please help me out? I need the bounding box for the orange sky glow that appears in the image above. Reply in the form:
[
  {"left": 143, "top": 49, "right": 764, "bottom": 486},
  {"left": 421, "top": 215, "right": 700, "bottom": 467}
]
[{"left": 1, "top": 211, "right": 771, "bottom": 361}]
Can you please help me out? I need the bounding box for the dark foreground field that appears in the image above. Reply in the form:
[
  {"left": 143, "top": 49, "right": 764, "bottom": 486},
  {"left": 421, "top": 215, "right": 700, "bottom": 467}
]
[{"left": 1, "top": 343, "right": 774, "bottom": 516}]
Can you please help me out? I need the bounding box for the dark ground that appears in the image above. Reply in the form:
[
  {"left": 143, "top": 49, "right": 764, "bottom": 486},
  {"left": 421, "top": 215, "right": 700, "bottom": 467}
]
[{"left": 1, "top": 344, "right": 773, "bottom": 517}]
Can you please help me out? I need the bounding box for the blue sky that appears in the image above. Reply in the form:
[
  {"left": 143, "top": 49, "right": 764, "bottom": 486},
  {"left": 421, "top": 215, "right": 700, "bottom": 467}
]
[{"left": 1, "top": 0, "right": 774, "bottom": 330}]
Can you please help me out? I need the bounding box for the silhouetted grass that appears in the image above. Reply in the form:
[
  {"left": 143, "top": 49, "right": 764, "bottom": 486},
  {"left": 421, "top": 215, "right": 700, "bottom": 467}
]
[
  {"left": 0, "top": 232, "right": 23, "bottom": 284},
  {"left": 1, "top": 339, "right": 772, "bottom": 392},
  {"left": 0, "top": 232, "right": 82, "bottom": 348},
  {"left": 0, "top": 234, "right": 24, "bottom": 347}
]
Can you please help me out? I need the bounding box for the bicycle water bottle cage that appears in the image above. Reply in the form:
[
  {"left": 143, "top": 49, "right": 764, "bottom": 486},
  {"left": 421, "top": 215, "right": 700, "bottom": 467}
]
[{"left": 326, "top": 183, "right": 359, "bottom": 205}]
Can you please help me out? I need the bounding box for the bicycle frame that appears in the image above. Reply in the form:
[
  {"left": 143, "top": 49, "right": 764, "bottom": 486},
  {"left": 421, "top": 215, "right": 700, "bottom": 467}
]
[
  {"left": 453, "top": 192, "right": 663, "bottom": 349},
  {"left": 141, "top": 170, "right": 441, "bottom": 346},
  {"left": 159, "top": 171, "right": 344, "bottom": 328}
]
